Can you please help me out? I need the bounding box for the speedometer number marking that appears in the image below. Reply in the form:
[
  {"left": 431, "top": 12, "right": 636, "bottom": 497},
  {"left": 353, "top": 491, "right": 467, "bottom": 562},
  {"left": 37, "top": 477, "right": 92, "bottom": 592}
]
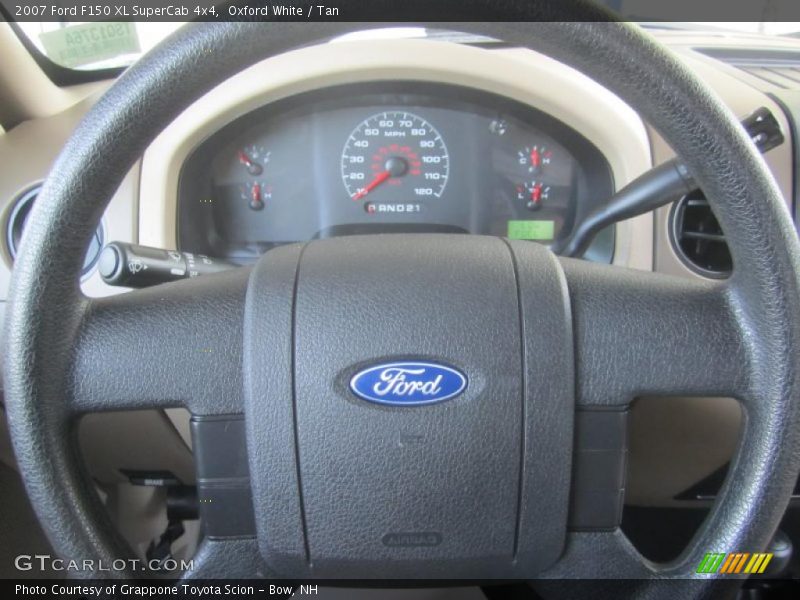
[{"left": 341, "top": 112, "right": 449, "bottom": 204}]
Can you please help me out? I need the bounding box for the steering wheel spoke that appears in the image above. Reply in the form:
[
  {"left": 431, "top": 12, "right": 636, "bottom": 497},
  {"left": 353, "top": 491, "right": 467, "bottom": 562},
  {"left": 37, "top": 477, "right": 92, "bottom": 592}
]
[
  {"left": 559, "top": 258, "right": 748, "bottom": 407},
  {"left": 542, "top": 529, "right": 651, "bottom": 579},
  {"left": 68, "top": 268, "right": 250, "bottom": 416},
  {"left": 182, "top": 538, "right": 265, "bottom": 579}
]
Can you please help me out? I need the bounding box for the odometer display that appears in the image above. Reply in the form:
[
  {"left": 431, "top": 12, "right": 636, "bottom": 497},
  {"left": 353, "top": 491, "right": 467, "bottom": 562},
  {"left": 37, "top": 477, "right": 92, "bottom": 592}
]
[{"left": 341, "top": 111, "right": 449, "bottom": 204}]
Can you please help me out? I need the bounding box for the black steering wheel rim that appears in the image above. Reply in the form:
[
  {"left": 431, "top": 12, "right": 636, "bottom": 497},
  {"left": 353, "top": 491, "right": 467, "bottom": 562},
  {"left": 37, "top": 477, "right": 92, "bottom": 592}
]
[{"left": 3, "top": 9, "right": 800, "bottom": 595}]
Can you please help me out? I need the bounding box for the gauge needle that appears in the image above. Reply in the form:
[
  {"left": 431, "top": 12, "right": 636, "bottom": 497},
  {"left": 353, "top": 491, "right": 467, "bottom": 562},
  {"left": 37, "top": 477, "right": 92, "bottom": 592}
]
[
  {"left": 530, "top": 148, "right": 541, "bottom": 169},
  {"left": 532, "top": 183, "right": 543, "bottom": 203},
  {"left": 238, "top": 151, "right": 263, "bottom": 175},
  {"left": 352, "top": 170, "right": 391, "bottom": 201},
  {"left": 238, "top": 150, "right": 254, "bottom": 166}
]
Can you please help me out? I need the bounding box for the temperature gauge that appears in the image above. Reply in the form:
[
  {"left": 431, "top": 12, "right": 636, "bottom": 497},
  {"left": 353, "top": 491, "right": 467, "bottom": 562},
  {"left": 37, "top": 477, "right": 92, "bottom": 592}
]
[
  {"left": 518, "top": 145, "right": 552, "bottom": 174},
  {"left": 516, "top": 181, "right": 549, "bottom": 211},
  {"left": 241, "top": 181, "right": 272, "bottom": 211}
]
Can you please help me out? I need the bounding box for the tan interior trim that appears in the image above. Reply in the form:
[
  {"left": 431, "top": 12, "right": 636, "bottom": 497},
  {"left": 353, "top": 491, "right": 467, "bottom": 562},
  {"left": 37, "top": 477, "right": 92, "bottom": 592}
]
[
  {"left": 651, "top": 48, "right": 795, "bottom": 280},
  {"left": 626, "top": 396, "right": 743, "bottom": 508},
  {"left": 139, "top": 39, "right": 653, "bottom": 270}
]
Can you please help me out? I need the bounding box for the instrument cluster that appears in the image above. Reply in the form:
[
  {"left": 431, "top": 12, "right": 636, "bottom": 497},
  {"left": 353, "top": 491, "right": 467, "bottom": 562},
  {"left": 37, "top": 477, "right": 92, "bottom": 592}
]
[{"left": 178, "top": 82, "right": 614, "bottom": 262}]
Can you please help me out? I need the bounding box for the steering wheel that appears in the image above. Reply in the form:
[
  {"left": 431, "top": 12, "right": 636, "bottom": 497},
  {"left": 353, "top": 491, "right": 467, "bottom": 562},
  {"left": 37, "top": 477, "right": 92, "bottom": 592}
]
[{"left": 4, "top": 8, "right": 800, "bottom": 597}]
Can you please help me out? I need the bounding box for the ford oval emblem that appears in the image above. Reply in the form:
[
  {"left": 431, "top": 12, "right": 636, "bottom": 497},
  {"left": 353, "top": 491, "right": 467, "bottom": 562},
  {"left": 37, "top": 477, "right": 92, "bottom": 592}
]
[{"left": 349, "top": 361, "right": 467, "bottom": 406}]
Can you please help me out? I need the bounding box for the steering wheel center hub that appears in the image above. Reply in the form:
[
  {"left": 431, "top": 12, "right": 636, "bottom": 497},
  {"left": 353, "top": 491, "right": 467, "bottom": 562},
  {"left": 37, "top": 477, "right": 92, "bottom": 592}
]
[{"left": 243, "top": 234, "right": 574, "bottom": 577}]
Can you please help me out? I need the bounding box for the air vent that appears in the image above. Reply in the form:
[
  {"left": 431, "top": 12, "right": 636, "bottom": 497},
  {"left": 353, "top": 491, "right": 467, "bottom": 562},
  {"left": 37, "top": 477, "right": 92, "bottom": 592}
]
[
  {"left": 669, "top": 191, "right": 732, "bottom": 279},
  {"left": 5, "top": 185, "right": 104, "bottom": 277}
]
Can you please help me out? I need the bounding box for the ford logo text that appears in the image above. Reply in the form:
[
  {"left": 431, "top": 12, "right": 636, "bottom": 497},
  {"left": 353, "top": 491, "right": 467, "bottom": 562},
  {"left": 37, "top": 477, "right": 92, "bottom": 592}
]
[{"left": 349, "top": 361, "right": 467, "bottom": 406}]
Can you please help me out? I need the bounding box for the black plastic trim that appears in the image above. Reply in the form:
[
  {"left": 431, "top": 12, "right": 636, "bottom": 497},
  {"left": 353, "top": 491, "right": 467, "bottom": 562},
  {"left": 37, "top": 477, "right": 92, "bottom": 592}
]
[
  {"left": 190, "top": 414, "right": 256, "bottom": 540},
  {"left": 569, "top": 408, "right": 629, "bottom": 531}
]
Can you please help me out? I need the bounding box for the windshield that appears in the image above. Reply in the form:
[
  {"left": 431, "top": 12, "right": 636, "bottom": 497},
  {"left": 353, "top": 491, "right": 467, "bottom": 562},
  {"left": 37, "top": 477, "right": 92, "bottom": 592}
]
[
  {"left": 14, "top": 21, "right": 800, "bottom": 72},
  {"left": 16, "top": 22, "right": 184, "bottom": 69}
]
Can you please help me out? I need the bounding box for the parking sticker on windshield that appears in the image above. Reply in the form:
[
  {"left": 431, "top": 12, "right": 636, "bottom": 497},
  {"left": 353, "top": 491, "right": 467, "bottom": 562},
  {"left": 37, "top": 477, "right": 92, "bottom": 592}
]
[{"left": 39, "top": 22, "right": 140, "bottom": 68}]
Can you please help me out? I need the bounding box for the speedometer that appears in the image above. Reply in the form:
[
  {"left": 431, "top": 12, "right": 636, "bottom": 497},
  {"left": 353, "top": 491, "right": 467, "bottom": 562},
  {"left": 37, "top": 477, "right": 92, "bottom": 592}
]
[{"left": 341, "top": 112, "right": 449, "bottom": 206}]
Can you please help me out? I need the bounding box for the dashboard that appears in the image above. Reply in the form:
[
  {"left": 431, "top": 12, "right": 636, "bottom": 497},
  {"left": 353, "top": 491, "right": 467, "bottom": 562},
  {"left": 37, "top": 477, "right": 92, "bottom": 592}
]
[
  {"left": 177, "top": 83, "right": 614, "bottom": 263},
  {"left": 4, "top": 29, "right": 798, "bottom": 514}
]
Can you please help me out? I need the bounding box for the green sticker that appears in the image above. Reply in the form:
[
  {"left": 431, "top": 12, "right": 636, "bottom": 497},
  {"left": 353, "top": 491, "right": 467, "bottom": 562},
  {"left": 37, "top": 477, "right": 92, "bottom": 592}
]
[
  {"left": 507, "top": 220, "right": 555, "bottom": 240},
  {"left": 39, "top": 23, "right": 140, "bottom": 69}
]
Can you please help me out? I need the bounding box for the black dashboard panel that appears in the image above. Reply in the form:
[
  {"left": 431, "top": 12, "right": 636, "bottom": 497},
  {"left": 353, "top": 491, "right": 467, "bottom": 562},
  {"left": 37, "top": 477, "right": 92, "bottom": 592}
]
[{"left": 178, "top": 83, "right": 614, "bottom": 263}]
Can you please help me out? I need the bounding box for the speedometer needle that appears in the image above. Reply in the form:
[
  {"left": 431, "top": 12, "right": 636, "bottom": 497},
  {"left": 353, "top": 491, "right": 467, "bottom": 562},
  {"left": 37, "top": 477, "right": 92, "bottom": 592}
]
[{"left": 353, "top": 170, "right": 391, "bottom": 201}]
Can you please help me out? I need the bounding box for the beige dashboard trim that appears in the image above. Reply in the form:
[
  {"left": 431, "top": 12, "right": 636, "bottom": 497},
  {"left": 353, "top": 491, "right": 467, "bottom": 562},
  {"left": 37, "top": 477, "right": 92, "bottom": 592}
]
[{"left": 139, "top": 39, "right": 653, "bottom": 270}]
